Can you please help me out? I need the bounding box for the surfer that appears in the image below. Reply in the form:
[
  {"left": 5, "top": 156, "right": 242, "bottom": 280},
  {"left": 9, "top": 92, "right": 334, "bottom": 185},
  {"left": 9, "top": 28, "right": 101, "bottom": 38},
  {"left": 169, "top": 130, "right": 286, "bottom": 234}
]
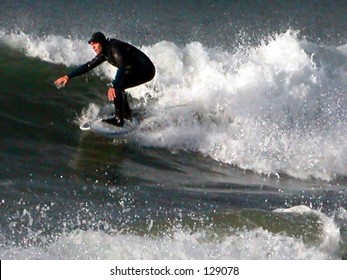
[{"left": 54, "top": 32, "right": 155, "bottom": 127}]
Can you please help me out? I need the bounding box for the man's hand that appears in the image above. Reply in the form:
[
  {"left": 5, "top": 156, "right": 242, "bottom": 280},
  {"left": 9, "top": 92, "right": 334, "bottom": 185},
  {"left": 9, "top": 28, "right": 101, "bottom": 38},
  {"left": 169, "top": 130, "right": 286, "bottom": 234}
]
[
  {"left": 54, "top": 75, "right": 69, "bottom": 88},
  {"left": 107, "top": 87, "right": 116, "bottom": 101}
]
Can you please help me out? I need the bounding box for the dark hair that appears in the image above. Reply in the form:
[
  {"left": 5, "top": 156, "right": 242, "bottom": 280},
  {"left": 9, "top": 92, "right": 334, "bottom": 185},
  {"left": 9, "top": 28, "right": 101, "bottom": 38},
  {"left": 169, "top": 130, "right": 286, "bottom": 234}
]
[{"left": 88, "top": 32, "right": 107, "bottom": 45}]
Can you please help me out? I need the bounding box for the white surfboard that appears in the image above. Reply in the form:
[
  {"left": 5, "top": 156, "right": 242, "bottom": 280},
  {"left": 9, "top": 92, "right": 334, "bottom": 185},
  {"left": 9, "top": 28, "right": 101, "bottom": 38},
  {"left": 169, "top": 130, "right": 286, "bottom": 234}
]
[
  {"left": 79, "top": 103, "right": 144, "bottom": 138},
  {"left": 91, "top": 117, "right": 139, "bottom": 138},
  {"left": 80, "top": 117, "right": 139, "bottom": 138}
]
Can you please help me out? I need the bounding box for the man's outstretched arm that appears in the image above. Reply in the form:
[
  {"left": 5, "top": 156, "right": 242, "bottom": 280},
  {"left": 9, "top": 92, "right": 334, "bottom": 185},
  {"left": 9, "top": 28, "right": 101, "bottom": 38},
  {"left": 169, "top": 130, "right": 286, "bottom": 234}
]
[{"left": 54, "top": 54, "right": 106, "bottom": 87}]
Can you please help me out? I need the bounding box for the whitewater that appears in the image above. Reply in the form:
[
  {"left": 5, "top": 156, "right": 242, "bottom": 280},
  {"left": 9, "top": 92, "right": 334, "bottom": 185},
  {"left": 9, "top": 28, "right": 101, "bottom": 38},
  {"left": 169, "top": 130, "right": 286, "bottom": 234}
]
[
  {"left": 1, "top": 205, "right": 346, "bottom": 260},
  {"left": 1, "top": 0, "right": 347, "bottom": 261},
  {"left": 2, "top": 29, "right": 345, "bottom": 181}
]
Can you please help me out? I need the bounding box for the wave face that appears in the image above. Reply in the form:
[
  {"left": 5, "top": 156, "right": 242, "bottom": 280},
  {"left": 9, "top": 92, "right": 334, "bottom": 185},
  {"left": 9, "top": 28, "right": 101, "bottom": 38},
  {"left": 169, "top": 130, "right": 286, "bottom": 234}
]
[
  {"left": 2, "top": 29, "right": 345, "bottom": 180},
  {"left": 1, "top": 1, "right": 347, "bottom": 260}
]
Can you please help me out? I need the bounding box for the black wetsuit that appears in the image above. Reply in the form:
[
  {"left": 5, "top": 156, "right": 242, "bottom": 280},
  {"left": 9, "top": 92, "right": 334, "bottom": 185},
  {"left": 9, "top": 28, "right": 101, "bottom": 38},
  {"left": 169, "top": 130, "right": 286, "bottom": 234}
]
[{"left": 68, "top": 38, "right": 155, "bottom": 124}]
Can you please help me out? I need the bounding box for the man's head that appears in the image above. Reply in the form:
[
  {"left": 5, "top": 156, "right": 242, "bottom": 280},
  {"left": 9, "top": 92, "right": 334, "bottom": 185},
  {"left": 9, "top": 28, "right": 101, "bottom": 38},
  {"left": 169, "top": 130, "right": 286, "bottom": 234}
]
[{"left": 88, "top": 32, "right": 107, "bottom": 54}]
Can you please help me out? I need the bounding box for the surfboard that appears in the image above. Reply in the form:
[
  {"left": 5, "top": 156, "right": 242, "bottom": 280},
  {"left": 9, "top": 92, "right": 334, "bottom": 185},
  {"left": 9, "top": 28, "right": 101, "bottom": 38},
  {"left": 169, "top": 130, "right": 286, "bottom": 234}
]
[
  {"left": 79, "top": 102, "right": 143, "bottom": 139},
  {"left": 80, "top": 116, "right": 139, "bottom": 138}
]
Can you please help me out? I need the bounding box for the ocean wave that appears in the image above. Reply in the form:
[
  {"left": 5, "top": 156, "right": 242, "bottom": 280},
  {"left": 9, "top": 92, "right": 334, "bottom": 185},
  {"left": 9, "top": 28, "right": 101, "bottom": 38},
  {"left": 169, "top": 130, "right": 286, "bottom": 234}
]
[
  {"left": 1, "top": 205, "right": 345, "bottom": 260},
  {"left": 139, "top": 30, "right": 347, "bottom": 181},
  {"left": 1, "top": 29, "right": 346, "bottom": 180}
]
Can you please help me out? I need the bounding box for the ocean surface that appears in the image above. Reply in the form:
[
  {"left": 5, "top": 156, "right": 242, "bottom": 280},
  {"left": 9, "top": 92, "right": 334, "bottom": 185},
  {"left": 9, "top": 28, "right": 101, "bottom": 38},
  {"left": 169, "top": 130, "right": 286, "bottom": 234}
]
[{"left": 0, "top": 0, "right": 346, "bottom": 260}]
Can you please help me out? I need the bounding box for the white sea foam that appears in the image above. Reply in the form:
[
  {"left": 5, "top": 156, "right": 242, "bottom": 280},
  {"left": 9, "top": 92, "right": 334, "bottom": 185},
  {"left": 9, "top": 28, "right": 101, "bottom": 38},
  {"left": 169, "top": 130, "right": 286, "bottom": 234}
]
[
  {"left": 1, "top": 29, "right": 346, "bottom": 180},
  {"left": 274, "top": 205, "right": 342, "bottom": 257},
  {"left": 139, "top": 31, "right": 347, "bottom": 181},
  {"left": 1, "top": 206, "right": 344, "bottom": 260}
]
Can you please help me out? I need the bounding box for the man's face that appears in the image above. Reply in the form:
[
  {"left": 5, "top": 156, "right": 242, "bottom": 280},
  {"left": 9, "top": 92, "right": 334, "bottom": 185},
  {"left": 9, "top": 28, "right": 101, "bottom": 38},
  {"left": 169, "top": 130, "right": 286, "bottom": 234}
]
[{"left": 90, "top": 42, "right": 102, "bottom": 54}]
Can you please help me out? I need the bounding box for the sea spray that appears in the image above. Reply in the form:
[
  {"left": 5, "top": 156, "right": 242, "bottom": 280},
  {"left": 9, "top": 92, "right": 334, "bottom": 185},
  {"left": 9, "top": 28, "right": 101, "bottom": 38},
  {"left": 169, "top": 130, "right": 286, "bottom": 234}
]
[
  {"left": 138, "top": 31, "right": 347, "bottom": 180},
  {"left": 1, "top": 206, "right": 344, "bottom": 260},
  {"left": 2, "top": 29, "right": 346, "bottom": 180}
]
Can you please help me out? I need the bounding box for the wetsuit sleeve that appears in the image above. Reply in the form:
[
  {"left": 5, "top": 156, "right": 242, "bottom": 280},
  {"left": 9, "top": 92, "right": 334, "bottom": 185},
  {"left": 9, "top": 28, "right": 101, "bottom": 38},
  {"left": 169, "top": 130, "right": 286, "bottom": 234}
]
[{"left": 67, "top": 54, "right": 106, "bottom": 79}]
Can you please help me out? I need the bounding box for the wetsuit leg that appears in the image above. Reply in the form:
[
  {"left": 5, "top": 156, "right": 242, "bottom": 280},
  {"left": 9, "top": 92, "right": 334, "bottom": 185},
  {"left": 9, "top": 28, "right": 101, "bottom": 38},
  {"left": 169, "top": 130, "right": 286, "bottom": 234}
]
[
  {"left": 123, "top": 93, "right": 132, "bottom": 120},
  {"left": 112, "top": 65, "right": 155, "bottom": 125},
  {"left": 113, "top": 89, "right": 131, "bottom": 122},
  {"left": 112, "top": 69, "right": 127, "bottom": 126},
  {"left": 121, "top": 66, "right": 155, "bottom": 89},
  {"left": 113, "top": 87, "right": 125, "bottom": 126}
]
